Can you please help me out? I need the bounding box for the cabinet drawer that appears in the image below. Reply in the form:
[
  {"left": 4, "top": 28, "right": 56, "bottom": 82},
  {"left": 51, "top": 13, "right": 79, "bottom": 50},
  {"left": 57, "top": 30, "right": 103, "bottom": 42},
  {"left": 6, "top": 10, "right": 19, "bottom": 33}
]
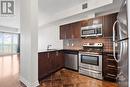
[
  {"left": 104, "top": 73, "right": 117, "bottom": 81},
  {"left": 104, "top": 67, "right": 117, "bottom": 81},
  {"left": 105, "top": 67, "right": 118, "bottom": 75},
  {"left": 105, "top": 73, "right": 117, "bottom": 78},
  {"left": 105, "top": 60, "right": 117, "bottom": 69},
  {"left": 106, "top": 64, "right": 117, "bottom": 69},
  {"left": 105, "top": 56, "right": 117, "bottom": 69}
]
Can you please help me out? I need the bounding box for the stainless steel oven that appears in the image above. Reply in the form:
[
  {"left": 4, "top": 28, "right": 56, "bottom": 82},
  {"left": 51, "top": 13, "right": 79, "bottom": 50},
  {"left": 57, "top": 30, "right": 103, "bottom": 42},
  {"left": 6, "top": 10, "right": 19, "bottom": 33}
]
[
  {"left": 78, "top": 43, "right": 103, "bottom": 80},
  {"left": 79, "top": 52, "right": 102, "bottom": 71}
]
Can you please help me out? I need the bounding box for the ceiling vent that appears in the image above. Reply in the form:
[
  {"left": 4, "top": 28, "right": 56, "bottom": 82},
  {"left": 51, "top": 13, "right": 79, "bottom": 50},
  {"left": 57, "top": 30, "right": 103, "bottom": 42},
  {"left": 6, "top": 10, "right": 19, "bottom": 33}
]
[{"left": 82, "top": 3, "right": 88, "bottom": 9}]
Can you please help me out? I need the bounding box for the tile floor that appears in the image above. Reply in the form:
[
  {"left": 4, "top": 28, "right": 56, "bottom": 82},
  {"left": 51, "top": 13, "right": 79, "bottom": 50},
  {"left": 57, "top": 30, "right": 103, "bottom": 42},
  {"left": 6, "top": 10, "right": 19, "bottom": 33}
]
[{"left": 39, "top": 69, "right": 118, "bottom": 87}]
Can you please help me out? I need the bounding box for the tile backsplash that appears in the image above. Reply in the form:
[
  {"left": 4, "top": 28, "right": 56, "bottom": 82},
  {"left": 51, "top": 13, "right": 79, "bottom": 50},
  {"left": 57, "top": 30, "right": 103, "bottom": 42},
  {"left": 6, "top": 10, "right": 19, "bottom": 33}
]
[{"left": 63, "top": 37, "right": 113, "bottom": 52}]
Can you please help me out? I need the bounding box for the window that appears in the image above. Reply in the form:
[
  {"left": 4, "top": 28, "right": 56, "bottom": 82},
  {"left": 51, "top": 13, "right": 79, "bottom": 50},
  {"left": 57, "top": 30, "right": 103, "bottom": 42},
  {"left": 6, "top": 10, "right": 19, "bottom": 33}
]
[{"left": 0, "top": 32, "right": 19, "bottom": 55}]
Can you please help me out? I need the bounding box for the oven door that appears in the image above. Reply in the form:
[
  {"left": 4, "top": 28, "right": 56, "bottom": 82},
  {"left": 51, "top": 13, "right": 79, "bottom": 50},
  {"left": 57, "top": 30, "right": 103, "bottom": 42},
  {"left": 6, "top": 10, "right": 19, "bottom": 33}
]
[
  {"left": 79, "top": 53, "right": 102, "bottom": 71},
  {"left": 81, "top": 28, "right": 96, "bottom": 37}
]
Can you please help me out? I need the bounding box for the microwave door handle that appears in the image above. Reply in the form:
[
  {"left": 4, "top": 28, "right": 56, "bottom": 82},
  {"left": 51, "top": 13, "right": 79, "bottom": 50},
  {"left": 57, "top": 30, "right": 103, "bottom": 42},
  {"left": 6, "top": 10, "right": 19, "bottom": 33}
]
[
  {"left": 113, "top": 20, "right": 119, "bottom": 62},
  {"left": 95, "top": 28, "right": 97, "bottom": 36}
]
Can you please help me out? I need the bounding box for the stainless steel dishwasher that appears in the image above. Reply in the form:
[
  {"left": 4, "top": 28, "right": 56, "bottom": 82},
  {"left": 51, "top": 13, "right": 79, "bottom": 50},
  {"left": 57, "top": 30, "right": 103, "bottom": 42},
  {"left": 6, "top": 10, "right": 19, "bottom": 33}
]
[{"left": 64, "top": 50, "right": 78, "bottom": 70}]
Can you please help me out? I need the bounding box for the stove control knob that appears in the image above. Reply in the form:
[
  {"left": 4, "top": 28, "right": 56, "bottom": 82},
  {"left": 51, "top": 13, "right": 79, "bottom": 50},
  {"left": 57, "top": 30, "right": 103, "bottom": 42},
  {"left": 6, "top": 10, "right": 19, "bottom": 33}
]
[{"left": 98, "top": 43, "right": 102, "bottom": 46}]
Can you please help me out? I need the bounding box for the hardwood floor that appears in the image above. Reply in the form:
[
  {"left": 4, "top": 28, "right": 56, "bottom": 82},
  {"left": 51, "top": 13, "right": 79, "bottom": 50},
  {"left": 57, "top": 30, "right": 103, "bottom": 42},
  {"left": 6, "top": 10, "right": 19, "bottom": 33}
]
[
  {"left": 0, "top": 55, "right": 118, "bottom": 87},
  {"left": 0, "top": 55, "right": 25, "bottom": 87},
  {"left": 39, "top": 69, "right": 118, "bottom": 87}
]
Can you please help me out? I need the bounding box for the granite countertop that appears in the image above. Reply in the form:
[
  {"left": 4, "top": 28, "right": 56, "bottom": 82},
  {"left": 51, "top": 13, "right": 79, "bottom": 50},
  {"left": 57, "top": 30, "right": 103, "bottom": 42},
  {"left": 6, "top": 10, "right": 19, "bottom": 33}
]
[
  {"left": 38, "top": 49, "right": 114, "bottom": 54},
  {"left": 63, "top": 49, "right": 83, "bottom": 51},
  {"left": 38, "top": 49, "right": 63, "bottom": 53},
  {"left": 38, "top": 49, "right": 83, "bottom": 53}
]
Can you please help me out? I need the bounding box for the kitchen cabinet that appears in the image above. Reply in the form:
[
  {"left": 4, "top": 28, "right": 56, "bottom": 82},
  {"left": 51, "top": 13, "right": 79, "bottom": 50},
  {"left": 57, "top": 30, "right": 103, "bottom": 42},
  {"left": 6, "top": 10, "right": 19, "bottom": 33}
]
[
  {"left": 81, "top": 13, "right": 117, "bottom": 38},
  {"left": 81, "top": 19, "right": 93, "bottom": 27},
  {"left": 81, "top": 16, "right": 103, "bottom": 27},
  {"left": 38, "top": 52, "right": 52, "bottom": 80},
  {"left": 60, "top": 13, "right": 117, "bottom": 39},
  {"left": 55, "top": 51, "right": 64, "bottom": 69},
  {"left": 103, "top": 13, "right": 117, "bottom": 37},
  {"left": 103, "top": 53, "right": 118, "bottom": 81},
  {"left": 60, "top": 24, "right": 72, "bottom": 39},
  {"left": 38, "top": 51, "right": 64, "bottom": 80},
  {"left": 60, "top": 22, "right": 81, "bottom": 39},
  {"left": 60, "top": 24, "right": 69, "bottom": 39},
  {"left": 93, "top": 16, "right": 103, "bottom": 25},
  {"left": 71, "top": 22, "right": 81, "bottom": 39}
]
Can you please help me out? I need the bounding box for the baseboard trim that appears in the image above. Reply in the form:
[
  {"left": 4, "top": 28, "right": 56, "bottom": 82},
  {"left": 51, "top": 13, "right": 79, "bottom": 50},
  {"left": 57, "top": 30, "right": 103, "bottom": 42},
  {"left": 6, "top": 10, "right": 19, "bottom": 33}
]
[{"left": 20, "top": 76, "right": 39, "bottom": 87}]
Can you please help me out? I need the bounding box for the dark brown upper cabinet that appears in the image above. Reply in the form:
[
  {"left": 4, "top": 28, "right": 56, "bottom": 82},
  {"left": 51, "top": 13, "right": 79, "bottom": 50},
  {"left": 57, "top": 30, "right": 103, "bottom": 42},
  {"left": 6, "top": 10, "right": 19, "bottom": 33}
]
[
  {"left": 81, "top": 16, "right": 103, "bottom": 27},
  {"left": 60, "top": 13, "right": 117, "bottom": 39},
  {"left": 81, "top": 13, "right": 117, "bottom": 38},
  {"left": 103, "top": 13, "right": 117, "bottom": 37},
  {"left": 71, "top": 22, "right": 81, "bottom": 39},
  {"left": 81, "top": 19, "right": 93, "bottom": 27},
  {"left": 60, "top": 22, "right": 81, "bottom": 39},
  {"left": 93, "top": 16, "right": 103, "bottom": 25},
  {"left": 60, "top": 24, "right": 69, "bottom": 39}
]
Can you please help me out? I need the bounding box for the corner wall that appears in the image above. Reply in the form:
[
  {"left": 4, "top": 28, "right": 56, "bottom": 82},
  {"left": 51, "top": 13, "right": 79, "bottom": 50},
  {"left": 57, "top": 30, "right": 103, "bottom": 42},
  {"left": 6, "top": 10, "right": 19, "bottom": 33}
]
[{"left": 38, "top": 24, "right": 63, "bottom": 51}]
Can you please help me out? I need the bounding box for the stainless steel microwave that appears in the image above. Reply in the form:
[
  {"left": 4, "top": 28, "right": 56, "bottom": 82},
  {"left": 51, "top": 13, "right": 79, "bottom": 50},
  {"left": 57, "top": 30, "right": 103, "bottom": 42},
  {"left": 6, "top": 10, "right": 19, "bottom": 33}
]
[{"left": 81, "top": 24, "right": 102, "bottom": 38}]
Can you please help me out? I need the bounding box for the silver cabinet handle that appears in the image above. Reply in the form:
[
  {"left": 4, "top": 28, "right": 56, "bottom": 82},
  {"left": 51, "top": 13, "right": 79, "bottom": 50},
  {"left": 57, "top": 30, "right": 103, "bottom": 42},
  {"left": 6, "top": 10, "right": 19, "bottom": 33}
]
[
  {"left": 65, "top": 33, "right": 66, "bottom": 39},
  {"left": 47, "top": 53, "right": 49, "bottom": 58},
  {"left": 72, "top": 34, "right": 74, "bottom": 39},
  {"left": 56, "top": 51, "right": 58, "bottom": 56}
]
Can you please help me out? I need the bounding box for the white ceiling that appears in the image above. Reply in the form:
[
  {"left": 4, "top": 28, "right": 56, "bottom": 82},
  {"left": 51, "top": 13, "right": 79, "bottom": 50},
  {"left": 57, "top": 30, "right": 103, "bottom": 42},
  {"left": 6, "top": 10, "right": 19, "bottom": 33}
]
[
  {"left": 38, "top": 0, "right": 120, "bottom": 26},
  {"left": 38, "top": 0, "right": 86, "bottom": 14}
]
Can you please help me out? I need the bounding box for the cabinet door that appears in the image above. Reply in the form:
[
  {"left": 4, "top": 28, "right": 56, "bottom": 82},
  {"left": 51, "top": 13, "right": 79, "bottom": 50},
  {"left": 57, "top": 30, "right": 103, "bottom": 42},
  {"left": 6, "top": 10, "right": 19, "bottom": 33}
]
[
  {"left": 49, "top": 51, "right": 57, "bottom": 72},
  {"left": 81, "top": 17, "right": 102, "bottom": 27},
  {"left": 60, "top": 25, "right": 66, "bottom": 39},
  {"left": 49, "top": 51, "right": 64, "bottom": 72},
  {"left": 103, "top": 13, "right": 117, "bottom": 37},
  {"left": 92, "top": 16, "right": 103, "bottom": 25},
  {"left": 81, "top": 19, "right": 93, "bottom": 27},
  {"left": 65, "top": 24, "right": 72, "bottom": 39},
  {"left": 81, "top": 20, "right": 88, "bottom": 27},
  {"left": 86, "top": 19, "right": 93, "bottom": 26},
  {"left": 52, "top": 51, "right": 64, "bottom": 70},
  {"left": 71, "top": 22, "right": 81, "bottom": 39},
  {"left": 56, "top": 51, "right": 64, "bottom": 69},
  {"left": 38, "top": 52, "right": 51, "bottom": 80},
  {"left": 60, "top": 24, "right": 72, "bottom": 39}
]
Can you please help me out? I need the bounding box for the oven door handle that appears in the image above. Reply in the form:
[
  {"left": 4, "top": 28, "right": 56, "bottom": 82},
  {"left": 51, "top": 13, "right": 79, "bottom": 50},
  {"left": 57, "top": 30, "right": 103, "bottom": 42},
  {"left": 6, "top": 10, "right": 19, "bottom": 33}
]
[
  {"left": 80, "top": 68, "right": 102, "bottom": 74},
  {"left": 80, "top": 53, "right": 101, "bottom": 56}
]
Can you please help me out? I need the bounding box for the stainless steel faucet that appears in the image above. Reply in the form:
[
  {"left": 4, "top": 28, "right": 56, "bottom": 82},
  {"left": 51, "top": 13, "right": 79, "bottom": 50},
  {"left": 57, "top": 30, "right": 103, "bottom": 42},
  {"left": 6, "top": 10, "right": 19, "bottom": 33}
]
[{"left": 47, "top": 45, "right": 52, "bottom": 50}]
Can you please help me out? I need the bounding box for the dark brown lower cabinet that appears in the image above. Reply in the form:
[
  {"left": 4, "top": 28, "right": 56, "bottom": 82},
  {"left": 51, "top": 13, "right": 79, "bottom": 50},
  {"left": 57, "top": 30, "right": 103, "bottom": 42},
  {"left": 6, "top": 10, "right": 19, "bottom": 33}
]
[
  {"left": 38, "top": 52, "right": 51, "bottom": 80},
  {"left": 103, "top": 53, "right": 118, "bottom": 82},
  {"left": 38, "top": 51, "right": 64, "bottom": 81},
  {"left": 55, "top": 51, "right": 64, "bottom": 69}
]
